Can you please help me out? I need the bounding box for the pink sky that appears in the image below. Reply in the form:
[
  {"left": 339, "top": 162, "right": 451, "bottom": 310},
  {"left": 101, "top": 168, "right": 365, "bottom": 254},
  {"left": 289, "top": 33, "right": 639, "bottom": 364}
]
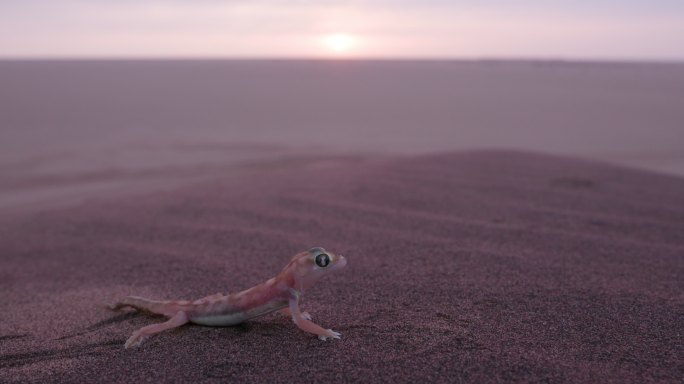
[{"left": 1, "top": 1, "right": 683, "bottom": 60}]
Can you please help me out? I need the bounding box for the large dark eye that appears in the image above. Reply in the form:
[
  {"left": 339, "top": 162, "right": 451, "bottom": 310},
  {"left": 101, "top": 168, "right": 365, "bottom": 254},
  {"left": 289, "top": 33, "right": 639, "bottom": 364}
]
[{"left": 315, "top": 253, "right": 330, "bottom": 268}]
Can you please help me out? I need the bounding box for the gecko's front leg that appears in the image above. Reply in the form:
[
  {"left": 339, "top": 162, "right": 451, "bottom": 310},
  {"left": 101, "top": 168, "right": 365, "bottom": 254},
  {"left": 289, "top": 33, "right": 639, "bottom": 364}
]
[
  {"left": 279, "top": 307, "right": 312, "bottom": 322},
  {"left": 288, "top": 297, "right": 341, "bottom": 341}
]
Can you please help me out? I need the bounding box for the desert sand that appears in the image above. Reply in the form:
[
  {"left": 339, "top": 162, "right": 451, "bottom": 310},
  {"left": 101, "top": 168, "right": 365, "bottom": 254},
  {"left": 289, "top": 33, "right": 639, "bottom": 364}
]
[
  {"left": 1, "top": 60, "right": 683, "bottom": 382},
  {"left": 1, "top": 150, "right": 682, "bottom": 383}
]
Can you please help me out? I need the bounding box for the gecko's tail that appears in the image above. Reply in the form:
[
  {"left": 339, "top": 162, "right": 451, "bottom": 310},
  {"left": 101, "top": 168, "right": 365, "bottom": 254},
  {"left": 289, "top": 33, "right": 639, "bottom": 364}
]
[{"left": 110, "top": 296, "right": 177, "bottom": 316}]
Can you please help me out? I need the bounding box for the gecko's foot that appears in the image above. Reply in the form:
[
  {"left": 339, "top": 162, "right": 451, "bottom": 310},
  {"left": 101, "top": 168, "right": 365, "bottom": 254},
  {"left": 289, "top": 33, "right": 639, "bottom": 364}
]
[
  {"left": 124, "top": 331, "right": 150, "bottom": 349},
  {"left": 318, "top": 329, "right": 341, "bottom": 341}
]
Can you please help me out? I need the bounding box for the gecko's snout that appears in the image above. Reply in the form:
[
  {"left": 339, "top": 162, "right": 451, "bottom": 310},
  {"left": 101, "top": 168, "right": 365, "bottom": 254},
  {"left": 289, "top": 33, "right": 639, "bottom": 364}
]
[{"left": 337, "top": 255, "right": 347, "bottom": 269}]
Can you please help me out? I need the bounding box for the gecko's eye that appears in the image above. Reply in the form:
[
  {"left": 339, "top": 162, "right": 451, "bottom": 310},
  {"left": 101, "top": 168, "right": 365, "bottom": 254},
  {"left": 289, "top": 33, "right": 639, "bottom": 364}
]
[{"left": 315, "top": 253, "right": 330, "bottom": 268}]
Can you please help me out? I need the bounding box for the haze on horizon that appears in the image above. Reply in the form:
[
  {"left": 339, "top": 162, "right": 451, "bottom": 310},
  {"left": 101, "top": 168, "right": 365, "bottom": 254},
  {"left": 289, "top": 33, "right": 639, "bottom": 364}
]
[{"left": 1, "top": 0, "right": 683, "bottom": 60}]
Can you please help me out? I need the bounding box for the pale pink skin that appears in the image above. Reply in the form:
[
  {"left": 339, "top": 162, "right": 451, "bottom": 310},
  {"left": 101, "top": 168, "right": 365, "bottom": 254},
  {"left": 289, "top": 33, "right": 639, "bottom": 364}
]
[{"left": 111, "top": 247, "right": 347, "bottom": 349}]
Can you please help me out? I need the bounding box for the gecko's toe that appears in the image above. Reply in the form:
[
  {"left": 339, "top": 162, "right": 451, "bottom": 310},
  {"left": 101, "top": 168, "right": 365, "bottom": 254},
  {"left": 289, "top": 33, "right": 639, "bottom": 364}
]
[
  {"left": 318, "top": 329, "right": 341, "bottom": 341},
  {"left": 124, "top": 332, "right": 148, "bottom": 349}
]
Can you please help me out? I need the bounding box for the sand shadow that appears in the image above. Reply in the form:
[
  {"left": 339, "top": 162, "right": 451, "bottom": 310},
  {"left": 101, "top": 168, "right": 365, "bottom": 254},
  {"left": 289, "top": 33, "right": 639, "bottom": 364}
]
[
  {"left": 0, "top": 339, "right": 124, "bottom": 369},
  {"left": 0, "top": 334, "right": 29, "bottom": 342}
]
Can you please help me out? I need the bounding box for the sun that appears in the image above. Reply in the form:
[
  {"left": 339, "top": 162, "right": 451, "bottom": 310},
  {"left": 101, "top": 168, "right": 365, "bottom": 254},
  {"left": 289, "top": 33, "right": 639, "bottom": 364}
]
[{"left": 324, "top": 34, "right": 355, "bottom": 54}]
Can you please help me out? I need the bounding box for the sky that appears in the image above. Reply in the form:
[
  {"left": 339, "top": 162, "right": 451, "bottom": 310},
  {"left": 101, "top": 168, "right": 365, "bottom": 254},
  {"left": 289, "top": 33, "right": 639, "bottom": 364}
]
[{"left": 1, "top": 0, "right": 683, "bottom": 60}]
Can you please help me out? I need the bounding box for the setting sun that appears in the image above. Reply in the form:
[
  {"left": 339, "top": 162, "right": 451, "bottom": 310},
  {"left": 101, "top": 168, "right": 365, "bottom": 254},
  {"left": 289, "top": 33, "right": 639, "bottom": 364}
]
[{"left": 324, "top": 33, "right": 355, "bottom": 53}]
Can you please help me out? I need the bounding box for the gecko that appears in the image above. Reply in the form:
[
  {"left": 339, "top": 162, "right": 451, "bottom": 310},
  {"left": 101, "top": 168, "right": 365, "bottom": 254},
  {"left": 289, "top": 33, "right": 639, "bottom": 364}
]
[{"left": 110, "top": 247, "right": 347, "bottom": 348}]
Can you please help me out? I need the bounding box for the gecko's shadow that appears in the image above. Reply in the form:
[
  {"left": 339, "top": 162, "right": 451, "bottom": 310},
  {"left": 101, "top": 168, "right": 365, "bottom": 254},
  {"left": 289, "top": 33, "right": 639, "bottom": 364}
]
[
  {"left": 86, "top": 311, "right": 145, "bottom": 331},
  {"left": 0, "top": 313, "right": 135, "bottom": 369},
  {"left": 57, "top": 311, "right": 144, "bottom": 341}
]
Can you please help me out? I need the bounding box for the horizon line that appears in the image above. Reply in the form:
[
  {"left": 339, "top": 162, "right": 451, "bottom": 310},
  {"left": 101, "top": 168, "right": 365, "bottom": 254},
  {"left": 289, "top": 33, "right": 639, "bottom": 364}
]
[{"left": 1, "top": 56, "right": 683, "bottom": 65}]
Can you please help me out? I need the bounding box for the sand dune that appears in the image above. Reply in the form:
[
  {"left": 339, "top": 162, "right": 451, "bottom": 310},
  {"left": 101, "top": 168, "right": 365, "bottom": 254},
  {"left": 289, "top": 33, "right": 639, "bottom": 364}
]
[
  {"left": 1, "top": 150, "right": 682, "bottom": 383},
  {"left": 2, "top": 60, "right": 684, "bottom": 179}
]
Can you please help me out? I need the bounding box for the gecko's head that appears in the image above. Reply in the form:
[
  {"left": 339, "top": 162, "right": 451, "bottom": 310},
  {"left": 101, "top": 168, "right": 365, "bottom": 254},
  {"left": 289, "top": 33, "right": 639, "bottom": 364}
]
[{"left": 286, "top": 247, "right": 347, "bottom": 291}]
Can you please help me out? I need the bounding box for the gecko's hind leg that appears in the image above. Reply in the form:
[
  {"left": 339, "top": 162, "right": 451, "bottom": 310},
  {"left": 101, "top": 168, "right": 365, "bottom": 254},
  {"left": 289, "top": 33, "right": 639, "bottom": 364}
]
[{"left": 124, "top": 311, "right": 189, "bottom": 349}]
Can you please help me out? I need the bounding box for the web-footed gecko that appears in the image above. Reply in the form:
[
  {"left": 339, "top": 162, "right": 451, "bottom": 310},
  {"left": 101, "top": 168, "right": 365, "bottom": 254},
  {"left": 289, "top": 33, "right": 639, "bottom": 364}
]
[{"left": 111, "top": 247, "right": 347, "bottom": 348}]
